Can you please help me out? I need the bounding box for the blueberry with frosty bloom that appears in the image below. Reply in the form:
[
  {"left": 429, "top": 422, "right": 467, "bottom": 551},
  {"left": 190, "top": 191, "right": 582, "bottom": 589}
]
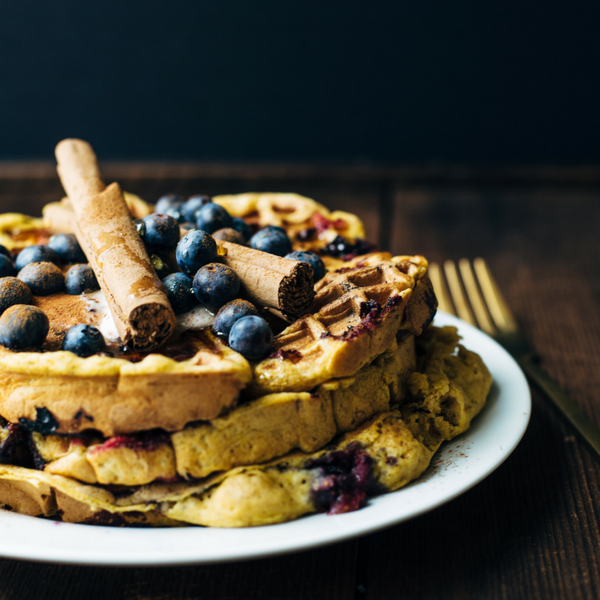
[
  {"left": 142, "top": 213, "right": 180, "bottom": 251},
  {"left": 15, "top": 245, "right": 61, "bottom": 271},
  {"left": 183, "top": 195, "right": 212, "bottom": 223},
  {"left": 250, "top": 228, "right": 292, "bottom": 257},
  {"left": 176, "top": 229, "right": 218, "bottom": 276},
  {"left": 162, "top": 272, "right": 197, "bottom": 315},
  {"left": 65, "top": 264, "right": 99, "bottom": 295},
  {"left": 0, "top": 277, "right": 32, "bottom": 315},
  {"left": 193, "top": 263, "right": 240, "bottom": 312},
  {"left": 195, "top": 203, "right": 233, "bottom": 234},
  {"left": 48, "top": 233, "right": 86, "bottom": 264},
  {"left": 0, "top": 255, "right": 16, "bottom": 278},
  {"left": 212, "top": 227, "right": 246, "bottom": 245},
  {"left": 155, "top": 194, "right": 185, "bottom": 216},
  {"left": 262, "top": 225, "right": 287, "bottom": 235},
  {"left": 0, "top": 305, "right": 49, "bottom": 350},
  {"left": 18, "top": 262, "right": 65, "bottom": 296},
  {"left": 231, "top": 217, "right": 252, "bottom": 242},
  {"left": 228, "top": 315, "right": 273, "bottom": 362},
  {"left": 285, "top": 251, "right": 326, "bottom": 283},
  {"left": 61, "top": 324, "right": 106, "bottom": 358},
  {"left": 213, "top": 299, "right": 259, "bottom": 337}
]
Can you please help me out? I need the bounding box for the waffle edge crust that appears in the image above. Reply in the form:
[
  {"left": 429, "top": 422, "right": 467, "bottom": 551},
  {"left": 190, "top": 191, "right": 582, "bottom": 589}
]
[
  {"left": 0, "top": 326, "right": 492, "bottom": 527},
  {"left": 0, "top": 331, "right": 252, "bottom": 437}
]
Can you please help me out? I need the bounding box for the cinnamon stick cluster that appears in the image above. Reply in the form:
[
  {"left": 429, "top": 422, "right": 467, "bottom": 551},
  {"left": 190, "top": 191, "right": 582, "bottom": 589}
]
[{"left": 52, "top": 139, "right": 314, "bottom": 351}]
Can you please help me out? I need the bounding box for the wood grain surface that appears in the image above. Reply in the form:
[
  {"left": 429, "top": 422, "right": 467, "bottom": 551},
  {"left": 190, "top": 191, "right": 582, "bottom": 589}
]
[{"left": 0, "top": 163, "right": 599, "bottom": 600}]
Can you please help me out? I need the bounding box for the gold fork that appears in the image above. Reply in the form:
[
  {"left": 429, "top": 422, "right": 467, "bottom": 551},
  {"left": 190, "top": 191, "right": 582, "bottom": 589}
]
[{"left": 429, "top": 258, "right": 600, "bottom": 459}]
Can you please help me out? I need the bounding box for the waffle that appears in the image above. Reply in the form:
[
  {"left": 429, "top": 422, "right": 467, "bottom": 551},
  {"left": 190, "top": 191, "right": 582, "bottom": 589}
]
[
  {"left": 18, "top": 333, "right": 415, "bottom": 486},
  {"left": 0, "top": 326, "right": 492, "bottom": 526},
  {"left": 0, "top": 193, "right": 150, "bottom": 253},
  {"left": 214, "top": 192, "right": 365, "bottom": 245},
  {"left": 251, "top": 255, "right": 436, "bottom": 395},
  {"left": 0, "top": 329, "right": 252, "bottom": 437}
]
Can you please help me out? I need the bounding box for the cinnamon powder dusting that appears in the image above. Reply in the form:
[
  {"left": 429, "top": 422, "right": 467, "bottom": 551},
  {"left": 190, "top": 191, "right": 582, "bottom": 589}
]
[{"left": 33, "top": 294, "right": 95, "bottom": 350}]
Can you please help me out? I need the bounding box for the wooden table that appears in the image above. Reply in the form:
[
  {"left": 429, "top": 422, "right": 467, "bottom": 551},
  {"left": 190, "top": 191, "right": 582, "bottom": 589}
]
[{"left": 0, "top": 163, "right": 599, "bottom": 599}]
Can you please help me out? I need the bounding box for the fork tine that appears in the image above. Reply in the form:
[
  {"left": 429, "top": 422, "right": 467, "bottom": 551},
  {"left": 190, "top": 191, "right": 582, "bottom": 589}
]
[
  {"left": 428, "top": 262, "right": 455, "bottom": 315},
  {"left": 458, "top": 259, "right": 496, "bottom": 336},
  {"left": 443, "top": 260, "right": 477, "bottom": 326},
  {"left": 473, "top": 258, "right": 519, "bottom": 334}
]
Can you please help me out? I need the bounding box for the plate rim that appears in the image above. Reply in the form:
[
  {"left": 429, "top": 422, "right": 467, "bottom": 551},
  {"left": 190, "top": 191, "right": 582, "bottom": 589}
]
[{"left": 0, "top": 312, "right": 531, "bottom": 566}]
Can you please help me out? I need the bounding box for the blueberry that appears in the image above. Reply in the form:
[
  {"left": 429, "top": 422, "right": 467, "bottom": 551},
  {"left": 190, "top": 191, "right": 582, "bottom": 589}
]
[
  {"left": 250, "top": 228, "right": 292, "bottom": 257},
  {"left": 285, "top": 251, "right": 326, "bottom": 283},
  {"left": 231, "top": 217, "right": 252, "bottom": 242},
  {"left": 228, "top": 316, "right": 273, "bottom": 361},
  {"left": 262, "top": 225, "right": 287, "bottom": 235},
  {"left": 155, "top": 194, "right": 185, "bottom": 215},
  {"left": 48, "top": 233, "right": 86, "bottom": 264},
  {"left": 323, "top": 235, "right": 351, "bottom": 257},
  {"left": 212, "top": 228, "right": 246, "bottom": 245},
  {"left": 149, "top": 254, "right": 170, "bottom": 279},
  {"left": 180, "top": 222, "right": 197, "bottom": 231},
  {"left": 65, "top": 264, "right": 99, "bottom": 295},
  {"left": 0, "top": 245, "right": 11, "bottom": 259},
  {"left": 15, "top": 245, "right": 61, "bottom": 271},
  {"left": 162, "top": 273, "right": 197, "bottom": 315},
  {"left": 0, "top": 277, "right": 32, "bottom": 315},
  {"left": 322, "top": 235, "right": 375, "bottom": 257},
  {"left": 176, "top": 230, "right": 218, "bottom": 276},
  {"left": 193, "top": 263, "right": 240, "bottom": 312},
  {"left": 18, "top": 262, "right": 65, "bottom": 296},
  {"left": 142, "top": 213, "right": 180, "bottom": 251},
  {"left": 165, "top": 205, "right": 186, "bottom": 223},
  {"left": 61, "top": 324, "right": 106, "bottom": 358},
  {"left": 0, "top": 255, "right": 15, "bottom": 278},
  {"left": 195, "top": 203, "right": 233, "bottom": 234},
  {"left": 183, "top": 195, "right": 212, "bottom": 223},
  {"left": 213, "top": 299, "right": 259, "bottom": 337},
  {"left": 0, "top": 305, "right": 49, "bottom": 350},
  {"left": 165, "top": 207, "right": 185, "bottom": 223}
]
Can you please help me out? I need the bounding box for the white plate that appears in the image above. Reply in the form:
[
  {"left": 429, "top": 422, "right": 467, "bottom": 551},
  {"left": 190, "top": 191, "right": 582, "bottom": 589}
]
[{"left": 0, "top": 312, "right": 530, "bottom": 566}]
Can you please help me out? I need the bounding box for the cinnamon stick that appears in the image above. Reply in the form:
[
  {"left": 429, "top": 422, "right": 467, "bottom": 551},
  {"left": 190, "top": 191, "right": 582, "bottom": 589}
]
[
  {"left": 216, "top": 240, "right": 314, "bottom": 315},
  {"left": 45, "top": 200, "right": 315, "bottom": 317},
  {"left": 55, "top": 139, "right": 176, "bottom": 351}
]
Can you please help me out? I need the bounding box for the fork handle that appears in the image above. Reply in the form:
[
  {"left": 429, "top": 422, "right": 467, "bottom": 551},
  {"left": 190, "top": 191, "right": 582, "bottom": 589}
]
[{"left": 519, "top": 358, "right": 600, "bottom": 458}]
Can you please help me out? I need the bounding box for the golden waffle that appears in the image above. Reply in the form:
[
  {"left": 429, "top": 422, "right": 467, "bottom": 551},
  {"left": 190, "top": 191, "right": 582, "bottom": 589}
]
[
  {"left": 0, "top": 194, "right": 150, "bottom": 252},
  {"left": 0, "top": 326, "right": 492, "bottom": 527},
  {"left": 214, "top": 192, "right": 365, "bottom": 245},
  {"left": 18, "top": 334, "right": 415, "bottom": 486},
  {"left": 251, "top": 256, "right": 436, "bottom": 395},
  {"left": 0, "top": 330, "right": 251, "bottom": 437}
]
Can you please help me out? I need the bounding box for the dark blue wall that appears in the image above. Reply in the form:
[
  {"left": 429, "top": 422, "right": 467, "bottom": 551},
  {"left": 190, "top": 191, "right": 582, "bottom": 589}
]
[{"left": 1, "top": 1, "right": 599, "bottom": 162}]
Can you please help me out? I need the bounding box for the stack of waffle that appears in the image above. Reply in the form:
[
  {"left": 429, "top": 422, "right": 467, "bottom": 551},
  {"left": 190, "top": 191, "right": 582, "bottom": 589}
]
[{"left": 0, "top": 183, "right": 492, "bottom": 527}]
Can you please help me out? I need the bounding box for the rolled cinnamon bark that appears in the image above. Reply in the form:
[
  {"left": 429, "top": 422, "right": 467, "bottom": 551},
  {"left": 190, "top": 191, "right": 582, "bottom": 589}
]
[
  {"left": 217, "top": 241, "right": 314, "bottom": 315},
  {"left": 55, "top": 139, "right": 176, "bottom": 351},
  {"left": 45, "top": 204, "right": 315, "bottom": 316}
]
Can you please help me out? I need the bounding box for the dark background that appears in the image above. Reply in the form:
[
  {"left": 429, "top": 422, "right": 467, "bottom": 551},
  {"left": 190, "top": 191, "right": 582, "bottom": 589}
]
[{"left": 1, "top": 1, "right": 600, "bottom": 163}]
